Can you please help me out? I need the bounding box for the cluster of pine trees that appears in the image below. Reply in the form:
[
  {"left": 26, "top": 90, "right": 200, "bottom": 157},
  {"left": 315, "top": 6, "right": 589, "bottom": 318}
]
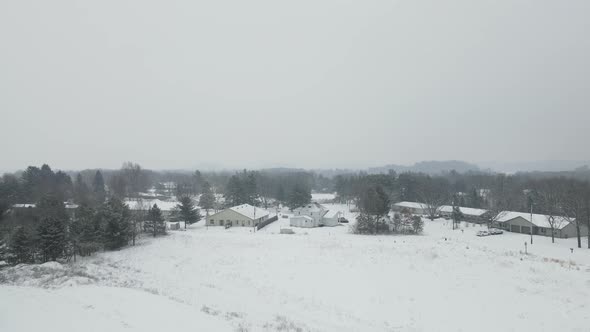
[
  {"left": 222, "top": 170, "right": 313, "bottom": 209},
  {"left": 7, "top": 196, "right": 135, "bottom": 264}
]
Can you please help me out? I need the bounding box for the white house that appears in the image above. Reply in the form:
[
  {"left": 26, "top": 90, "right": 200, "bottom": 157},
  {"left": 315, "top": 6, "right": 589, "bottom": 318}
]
[
  {"left": 439, "top": 206, "right": 489, "bottom": 223},
  {"left": 392, "top": 201, "right": 428, "bottom": 215},
  {"left": 290, "top": 202, "right": 341, "bottom": 227},
  {"left": 291, "top": 203, "right": 327, "bottom": 225},
  {"left": 495, "top": 211, "right": 588, "bottom": 239},
  {"left": 208, "top": 204, "right": 270, "bottom": 227}
]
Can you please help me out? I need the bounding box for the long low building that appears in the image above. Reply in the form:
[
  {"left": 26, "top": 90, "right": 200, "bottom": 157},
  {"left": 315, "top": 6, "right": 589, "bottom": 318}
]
[
  {"left": 125, "top": 199, "right": 181, "bottom": 220},
  {"left": 439, "top": 206, "right": 489, "bottom": 223},
  {"left": 208, "top": 204, "right": 270, "bottom": 227},
  {"left": 392, "top": 201, "right": 428, "bottom": 215},
  {"left": 495, "top": 211, "right": 588, "bottom": 239}
]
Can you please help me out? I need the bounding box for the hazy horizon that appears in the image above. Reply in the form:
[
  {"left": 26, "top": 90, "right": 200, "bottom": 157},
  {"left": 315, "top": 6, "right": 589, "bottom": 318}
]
[{"left": 1, "top": 1, "right": 589, "bottom": 171}]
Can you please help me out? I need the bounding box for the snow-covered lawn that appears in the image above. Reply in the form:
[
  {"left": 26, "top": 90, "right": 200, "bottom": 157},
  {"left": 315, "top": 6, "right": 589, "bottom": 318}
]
[{"left": 2, "top": 209, "right": 590, "bottom": 331}]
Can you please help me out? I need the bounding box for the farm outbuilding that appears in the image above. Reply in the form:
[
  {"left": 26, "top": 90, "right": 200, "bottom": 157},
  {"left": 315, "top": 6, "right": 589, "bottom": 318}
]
[
  {"left": 290, "top": 215, "right": 317, "bottom": 228},
  {"left": 322, "top": 210, "right": 341, "bottom": 227}
]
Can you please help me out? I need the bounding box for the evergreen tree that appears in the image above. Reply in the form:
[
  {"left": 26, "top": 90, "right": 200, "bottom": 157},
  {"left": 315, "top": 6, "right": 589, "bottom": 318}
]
[
  {"left": 0, "top": 174, "right": 24, "bottom": 217},
  {"left": 99, "top": 198, "right": 131, "bottom": 250},
  {"left": 92, "top": 170, "right": 106, "bottom": 205},
  {"left": 412, "top": 215, "right": 424, "bottom": 234},
  {"left": 175, "top": 196, "right": 201, "bottom": 229},
  {"left": 0, "top": 200, "right": 9, "bottom": 221},
  {"left": 74, "top": 173, "right": 92, "bottom": 205},
  {"left": 276, "top": 184, "right": 286, "bottom": 204},
  {"left": 37, "top": 195, "right": 68, "bottom": 222},
  {"left": 8, "top": 226, "right": 33, "bottom": 264},
  {"left": 224, "top": 175, "right": 244, "bottom": 207},
  {"left": 199, "top": 181, "right": 215, "bottom": 212},
  {"left": 245, "top": 172, "right": 260, "bottom": 206},
  {"left": 192, "top": 170, "right": 204, "bottom": 195},
  {"left": 145, "top": 204, "right": 166, "bottom": 237},
  {"left": 357, "top": 185, "right": 390, "bottom": 216},
  {"left": 69, "top": 204, "right": 101, "bottom": 257},
  {"left": 37, "top": 216, "right": 67, "bottom": 262},
  {"left": 287, "top": 184, "right": 312, "bottom": 209}
]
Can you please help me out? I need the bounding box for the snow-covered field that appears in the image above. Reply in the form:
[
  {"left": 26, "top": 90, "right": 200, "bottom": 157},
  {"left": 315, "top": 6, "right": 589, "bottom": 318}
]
[
  {"left": 311, "top": 193, "right": 336, "bottom": 203},
  {"left": 2, "top": 204, "right": 590, "bottom": 332}
]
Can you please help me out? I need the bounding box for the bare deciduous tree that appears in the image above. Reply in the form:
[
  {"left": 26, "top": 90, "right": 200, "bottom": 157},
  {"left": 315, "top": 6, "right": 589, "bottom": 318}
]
[
  {"left": 416, "top": 176, "right": 449, "bottom": 220},
  {"left": 536, "top": 179, "right": 566, "bottom": 243}
]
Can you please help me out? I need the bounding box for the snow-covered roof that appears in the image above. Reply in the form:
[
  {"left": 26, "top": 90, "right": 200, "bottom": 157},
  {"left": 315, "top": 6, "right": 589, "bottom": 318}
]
[
  {"left": 292, "top": 202, "right": 326, "bottom": 213},
  {"left": 230, "top": 204, "right": 270, "bottom": 220},
  {"left": 439, "top": 206, "right": 488, "bottom": 217},
  {"left": 497, "top": 211, "right": 571, "bottom": 229},
  {"left": 291, "top": 215, "right": 313, "bottom": 221},
  {"left": 323, "top": 210, "right": 340, "bottom": 219},
  {"left": 12, "top": 204, "right": 36, "bottom": 208},
  {"left": 393, "top": 201, "right": 427, "bottom": 209},
  {"left": 12, "top": 203, "right": 78, "bottom": 209},
  {"left": 125, "top": 199, "right": 181, "bottom": 212}
]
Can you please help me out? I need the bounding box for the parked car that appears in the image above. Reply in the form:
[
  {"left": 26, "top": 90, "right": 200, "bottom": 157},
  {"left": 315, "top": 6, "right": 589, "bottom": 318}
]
[
  {"left": 476, "top": 230, "right": 490, "bottom": 237},
  {"left": 338, "top": 217, "right": 349, "bottom": 223},
  {"left": 489, "top": 228, "right": 503, "bottom": 235}
]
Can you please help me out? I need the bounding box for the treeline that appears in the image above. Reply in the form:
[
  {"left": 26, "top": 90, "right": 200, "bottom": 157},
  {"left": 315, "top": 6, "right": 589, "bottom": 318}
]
[{"left": 0, "top": 162, "right": 321, "bottom": 265}]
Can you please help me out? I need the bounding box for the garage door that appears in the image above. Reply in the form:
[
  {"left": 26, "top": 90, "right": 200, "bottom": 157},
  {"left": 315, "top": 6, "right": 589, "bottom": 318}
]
[
  {"left": 521, "top": 226, "right": 531, "bottom": 234},
  {"left": 510, "top": 225, "right": 520, "bottom": 233}
]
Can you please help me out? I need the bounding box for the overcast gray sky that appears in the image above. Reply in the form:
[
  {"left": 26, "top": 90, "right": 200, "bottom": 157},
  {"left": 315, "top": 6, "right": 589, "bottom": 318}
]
[{"left": 1, "top": 0, "right": 589, "bottom": 171}]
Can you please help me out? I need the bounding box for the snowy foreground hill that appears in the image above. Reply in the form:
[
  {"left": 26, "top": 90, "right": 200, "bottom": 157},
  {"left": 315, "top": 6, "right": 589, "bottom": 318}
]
[{"left": 1, "top": 204, "right": 590, "bottom": 332}]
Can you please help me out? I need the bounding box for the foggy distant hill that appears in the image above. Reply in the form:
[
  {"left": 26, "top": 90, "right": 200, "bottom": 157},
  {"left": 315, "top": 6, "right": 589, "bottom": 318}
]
[
  {"left": 367, "top": 160, "right": 480, "bottom": 175},
  {"left": 311, "top": 160, "right": 481, "bottom": 177},
  {"left": 480, "top": 160, "right": 590, "bottom": 174}
]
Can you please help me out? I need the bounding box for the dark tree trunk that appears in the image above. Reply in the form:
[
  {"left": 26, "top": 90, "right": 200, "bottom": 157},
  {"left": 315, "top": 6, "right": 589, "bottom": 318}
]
[{"left": 576, "top": 223, "right": 581, "bottom": 248}]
